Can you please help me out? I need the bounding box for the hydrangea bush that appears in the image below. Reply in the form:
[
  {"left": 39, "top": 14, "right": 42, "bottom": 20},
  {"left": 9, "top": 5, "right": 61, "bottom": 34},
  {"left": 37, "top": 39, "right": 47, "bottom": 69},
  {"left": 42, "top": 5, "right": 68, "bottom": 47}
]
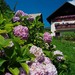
[{"left": 0, "top": 10, "right": 70, "bottom": 75}]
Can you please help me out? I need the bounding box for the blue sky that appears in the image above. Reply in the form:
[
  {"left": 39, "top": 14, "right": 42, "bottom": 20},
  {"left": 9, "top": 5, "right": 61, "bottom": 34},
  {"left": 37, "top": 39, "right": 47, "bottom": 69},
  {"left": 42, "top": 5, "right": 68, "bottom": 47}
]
[{"left": 5, "top": 0, "right": 73, "bottom": 27}]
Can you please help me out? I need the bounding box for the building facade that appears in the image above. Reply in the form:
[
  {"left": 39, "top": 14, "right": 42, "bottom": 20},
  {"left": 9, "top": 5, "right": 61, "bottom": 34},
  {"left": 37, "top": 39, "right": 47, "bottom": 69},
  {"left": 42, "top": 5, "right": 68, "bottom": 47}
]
[{"left": 47, "top": 2, "right": 75, "bottom": 36}]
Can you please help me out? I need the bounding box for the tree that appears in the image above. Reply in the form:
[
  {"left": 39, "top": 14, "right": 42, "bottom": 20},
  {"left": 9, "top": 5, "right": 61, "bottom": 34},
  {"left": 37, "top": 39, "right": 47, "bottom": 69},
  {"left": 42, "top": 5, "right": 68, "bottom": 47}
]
[{"left": 0, "top": 0, "right": 12, "bottom": 14}]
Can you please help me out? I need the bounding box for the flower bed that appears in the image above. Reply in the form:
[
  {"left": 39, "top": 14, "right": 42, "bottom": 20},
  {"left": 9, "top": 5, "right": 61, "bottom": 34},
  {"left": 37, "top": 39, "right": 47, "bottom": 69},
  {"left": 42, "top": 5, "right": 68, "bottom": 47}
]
[{"left": 0, "top": 10, "right": 70, "bottom": 75}]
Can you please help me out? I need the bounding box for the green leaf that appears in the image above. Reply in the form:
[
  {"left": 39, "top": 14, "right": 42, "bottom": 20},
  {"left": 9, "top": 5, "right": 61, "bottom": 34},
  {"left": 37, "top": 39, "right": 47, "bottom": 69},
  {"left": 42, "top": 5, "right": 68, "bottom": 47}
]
[
  {"left": 4, "top": 46, "right": 14, "bottom": 58},
  {"left": 5, "top": 24, "right": 13, "bottom": 32},
  {"left": 0, "top": 29, "right": 7, "bottom": 34},
  {"left": 0, "top": 14, "right": 5, "bottom": 24},
  {"left": 5, "top": 24, "right": 13, "bottom": 27},
  {"left": 0, "top": 67, "right": 5, "bottom": 73},
  {"left": 62, "top": 64, "right": 67, "bottom": 69},
  {"left": 21, "top": 44, "right": 33, "bottom": 56},
  {"left": 20, "top": 63, "right": 29, "bottom": 74},
  {"left": 0, "top": 35, "right": 5, "bottom": 47},
  {"left": 0, "top": 58, "right": 6, "bottom": 67},
  {"left": 8, "top": 67, "right": 19, "bottom": 75},
  {"left": 16, "top": 57, "right": 29, "bottom": 62},
  {"left": 35, "top": 16, "right": 41, "bottom": 21},
  {"left": 43, "top": 50, "right": 53, "bottom": 58},
  {"left": 13, "top": 22, "right": 20, "bottom": 26},
  {"left": 0, "top": 35, "right": 11, "bottom": 48},
  {"left": 13, "top": 37, "right": 24, "bottom": 45}
]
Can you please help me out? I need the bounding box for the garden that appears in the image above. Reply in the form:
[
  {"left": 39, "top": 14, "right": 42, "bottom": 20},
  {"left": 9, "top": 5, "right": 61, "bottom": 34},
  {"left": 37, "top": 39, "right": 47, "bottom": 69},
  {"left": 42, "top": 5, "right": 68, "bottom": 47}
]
[
  {"left": 0, "top": 10, "right": 71, "bottom": 75},
  {"left": 0, "top": 0, "right": 75, "bottom": 75}
]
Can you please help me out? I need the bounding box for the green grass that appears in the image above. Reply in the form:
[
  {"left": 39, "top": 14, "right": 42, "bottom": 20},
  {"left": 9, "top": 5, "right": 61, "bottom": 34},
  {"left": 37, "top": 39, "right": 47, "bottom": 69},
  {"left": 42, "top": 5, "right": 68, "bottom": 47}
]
[{"left": 52, "top": 38, "right": 75, "bottom": 75}]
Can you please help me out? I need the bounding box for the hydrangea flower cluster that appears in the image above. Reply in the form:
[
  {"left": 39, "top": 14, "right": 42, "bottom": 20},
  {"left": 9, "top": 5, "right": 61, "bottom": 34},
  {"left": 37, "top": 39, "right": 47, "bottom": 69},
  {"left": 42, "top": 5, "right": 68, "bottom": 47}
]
[
  {"left": 43, "top": 32, "right": 52, "bottom": 43},
  {"left": 12, "top": 10, "right": 34, "bottom": 22},
  {"left": 57, "top": 56, "right": 64, "bottom": 61},
  {"left": 0, "top": 10, "right": 69, "bottom": 75},
  {"left": 29, "top": 61, "right": 57, "bottom": 75},
  {"left": 53, "top": 50, "right": 64, "bottom": 61},
  {"left": 5, "top": 72, "right": 11, "bottom": 75},
  {"left": 12, "top": 17, "right": 20, "bottom": 22},
  {"left": 53, "top": 50, "right": 63, "bottom": 55},
  {"left": 29, "top": 45, "right": 57, "bottom": 75},
  {"left": 15, "top": 10, "right": 28, "bottom": 17},
  {"left": 12, "top": 10, "right": 28, "bottom": 22},
  {"left": 13, "top": 25, "right": 29, "bottom": 40},
  {"left": 30, "top": 45, "right": 44, "bottom": 57}
]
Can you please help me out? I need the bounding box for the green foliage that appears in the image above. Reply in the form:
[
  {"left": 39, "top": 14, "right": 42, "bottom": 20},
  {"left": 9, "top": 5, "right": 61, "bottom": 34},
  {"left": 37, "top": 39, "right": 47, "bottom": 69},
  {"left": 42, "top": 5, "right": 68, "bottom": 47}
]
[
  {"left": 0, "top": 14, "right": 43, "bottom": 74},
  {"left": 8, "top": 67, "right": 19, "bottom": 75},
  {"left": 0, "top": 0, "right": 12, "bottom": 14},
  {"left": 52, "top": 38, "right": 75, "bottom": 75},
  {"left": 0, "top": 8, "right": 70, "bottom": 75},
  {"left": 20, "top": 63, "right": 29, "bottom": 74},
  {"left": 0, "top": 35, "right": 10, "bottom": 49},
  {"left": 0, "top": 58, "right": 6, "bottom": 67},
  {"left": 0, "top": 14, "right": 5, "bottom": 25},
  {"left": 62, "top": 32, "right": 75, "bottom": 41}
]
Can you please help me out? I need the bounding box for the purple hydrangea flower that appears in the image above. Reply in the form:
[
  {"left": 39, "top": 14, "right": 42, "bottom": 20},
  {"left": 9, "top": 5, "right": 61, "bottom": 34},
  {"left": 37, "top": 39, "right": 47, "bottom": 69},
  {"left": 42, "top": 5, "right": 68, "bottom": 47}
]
[
  {"left": 36, "top": 55, "right": 45, "bottom": 63},
  {"left": 5, "top": 72, "right": 12, "bottom": 75},
  {"left": 43, "top": 32, "right": 52, "bottom": 43},
  {"left": 29, "top": 60, "right": 57, "bottom": 75},
  {"left": 44, "top": 57, "right": 52, "bottom": 64},
  {"left": 28, "top": 45, "right": 58, "bottom": 75},
  {"left": 30, "top": 45, "right": 44, "bottom": 57},
  {"left": 12, "top": 17, "right": 20, "bottom": 22},
  {"left": 13, "top": 25, "right": 29, "bottom": 40},
  {"left": 29, "top": 45, "right": 57, "bottom": 75},
  {"left": 15, "top": 10, "right": 28, "bottom": 17},
  {"left": 57, "top": 56, "right": 64, "bottom": 61},
  {"left": 53, "top": 50, "right": 64, "bottom": 62}
]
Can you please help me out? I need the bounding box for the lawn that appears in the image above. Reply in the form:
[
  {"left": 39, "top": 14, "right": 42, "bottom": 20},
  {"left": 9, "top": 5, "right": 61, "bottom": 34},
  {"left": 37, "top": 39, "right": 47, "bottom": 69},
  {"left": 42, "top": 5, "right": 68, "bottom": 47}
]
[{"left": 52, "top": 38, "right": 75, "bottom": 75}]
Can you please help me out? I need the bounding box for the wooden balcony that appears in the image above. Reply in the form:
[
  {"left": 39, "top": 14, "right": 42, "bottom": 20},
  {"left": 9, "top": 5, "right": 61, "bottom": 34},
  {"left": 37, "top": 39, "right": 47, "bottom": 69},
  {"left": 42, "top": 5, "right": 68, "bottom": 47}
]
[
  {"left": 52, "top": 15, "right": 75, "bottom": 22},
  {"left": 55, "top": 23, "right": 75, "bottom": 31}
]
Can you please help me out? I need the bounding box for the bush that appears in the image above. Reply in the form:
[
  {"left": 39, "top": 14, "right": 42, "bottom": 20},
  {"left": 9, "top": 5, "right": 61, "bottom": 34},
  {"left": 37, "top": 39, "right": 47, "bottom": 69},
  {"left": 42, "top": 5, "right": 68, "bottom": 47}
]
[
  {"left": 0, "top": 10, "right": 70, "bottom": 75},
  {"left": 62, "top": 32, "right": 75, "bottom": 41}
]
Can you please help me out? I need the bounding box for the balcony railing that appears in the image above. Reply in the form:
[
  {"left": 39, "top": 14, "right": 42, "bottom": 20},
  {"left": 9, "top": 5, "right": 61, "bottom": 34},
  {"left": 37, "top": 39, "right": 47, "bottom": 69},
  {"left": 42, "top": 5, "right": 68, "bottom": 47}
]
[
  {"left": 55, "top": 23, "right": 75, "bottom": 31},
  {"left": 52, "top": 15, "right": 75, "bottom": 22}
]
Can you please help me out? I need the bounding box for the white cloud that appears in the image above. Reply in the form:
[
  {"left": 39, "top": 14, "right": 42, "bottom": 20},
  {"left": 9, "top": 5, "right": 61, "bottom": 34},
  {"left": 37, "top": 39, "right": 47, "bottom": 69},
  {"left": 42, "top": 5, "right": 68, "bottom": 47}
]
[{"left": 69, "top": 0, "right": 75, "bottom": 5}]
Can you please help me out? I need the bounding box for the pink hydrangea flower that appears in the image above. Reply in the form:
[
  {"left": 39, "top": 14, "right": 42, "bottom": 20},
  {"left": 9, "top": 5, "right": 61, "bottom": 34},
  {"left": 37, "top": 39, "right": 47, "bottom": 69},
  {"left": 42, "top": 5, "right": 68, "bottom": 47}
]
[
  {"left": 53, "top": 50, "right": 63, "bottom": 56},
  {"left": 44, "top": 57, "right": 52, "bottom": 64},
  {"left": 5, "top": 73, "right": 12, "bottom": 75},
  {"left": 30, "top": 45, "right": 44, "bottom": 57},
  {"left": 29, "top": 45, "right": 57, "bottom": 75},
  {"left": 43, "top": 32, "right": 52, "bottom": 43},
  {"left": 13, "top": 25, "right": 29, "bottom": 40},
  {"left": 12, "top": 17, "right": 20, "bottom": 22},
  {"left": 29, "top": 60, "right": 57, "bottom": 75},
  {"left": 15, "top": 10, "right": 28, "bottom": 17}
]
